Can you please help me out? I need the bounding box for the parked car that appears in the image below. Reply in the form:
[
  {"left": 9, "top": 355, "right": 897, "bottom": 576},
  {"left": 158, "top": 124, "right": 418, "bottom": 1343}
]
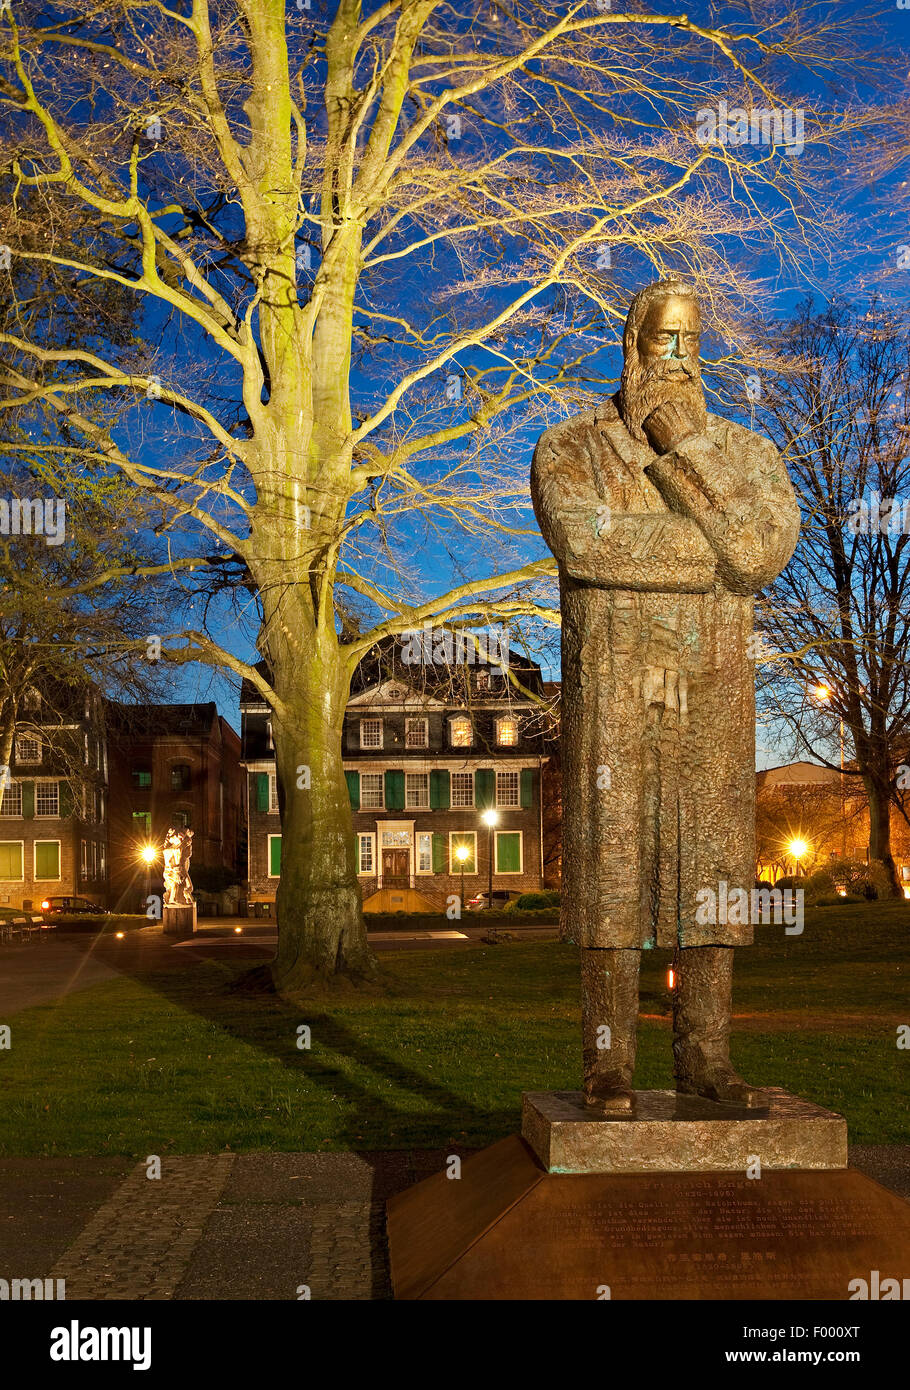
[
  {"left": 0, "top": 906, "right": 50, "bottom": 942},
  {"left": 465, "top": 890, "right": 521, "bottom": 912},
  {"left": 39, "top": 896, "right": 110, "bottom": 915}
]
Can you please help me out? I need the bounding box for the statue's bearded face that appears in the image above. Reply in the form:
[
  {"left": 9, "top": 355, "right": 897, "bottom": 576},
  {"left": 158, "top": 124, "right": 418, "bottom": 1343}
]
[{"left": 619, "top": 294, "right": 707, "bottom": 444}]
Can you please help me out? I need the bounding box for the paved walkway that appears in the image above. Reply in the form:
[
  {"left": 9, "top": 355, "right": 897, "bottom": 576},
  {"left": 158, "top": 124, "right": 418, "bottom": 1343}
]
[
  {"left": 1, "top": 1145, "right": 907, "bottom": 1300},
  {"left": 0, "top": 940, "right": 123, "bottom": 1015}
]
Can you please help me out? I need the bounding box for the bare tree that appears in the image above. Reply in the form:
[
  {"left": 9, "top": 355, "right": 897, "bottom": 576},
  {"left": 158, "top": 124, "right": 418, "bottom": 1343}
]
[
  {"left": 757, "top": 299, "right": 910, "bottom": 895},
  {"left": 0, "top": 0, "right": 887, "bottom": 985}
]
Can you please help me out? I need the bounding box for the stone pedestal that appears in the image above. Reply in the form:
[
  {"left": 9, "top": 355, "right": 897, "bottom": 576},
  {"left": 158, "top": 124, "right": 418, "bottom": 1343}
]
[
  {"left": 162, "top": 902, "right": 197, "bottom": 937},
  {"left": 521, "top": 1087, "right": 847, "bottom": 1174},
  {"left": 387, "top": 1132, "right": 910, "bottom": 1300}
]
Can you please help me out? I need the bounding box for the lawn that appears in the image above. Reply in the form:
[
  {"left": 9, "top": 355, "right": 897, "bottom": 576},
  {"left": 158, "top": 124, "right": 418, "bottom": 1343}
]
[{"left": 1, "top": 900, "right": 907, "bottom": 1155}]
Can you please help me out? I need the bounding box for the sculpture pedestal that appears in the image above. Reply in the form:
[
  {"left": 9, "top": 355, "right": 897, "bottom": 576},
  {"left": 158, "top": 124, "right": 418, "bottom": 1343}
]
[
  {"left": 387, "top": 1091, "right": 910, "bottom": 1300},
  {"left": 522, "top": 1087, "right": 847, "bottom": 1173},
  {"left": 162, "top": 903, "right": 197, "bottom": 937}
]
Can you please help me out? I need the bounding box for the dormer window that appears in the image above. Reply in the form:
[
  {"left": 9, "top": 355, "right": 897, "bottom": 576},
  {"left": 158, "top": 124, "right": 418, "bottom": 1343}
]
[
  {"left": 405, "top": 717, "right": 428, "bottom": 749},
  {"left": 360, "top": 717, "right": 383, "bottom": 749},
  {"left": 496, "top": 717, "right": 519, "bottom": 747},
  {"left": 449, "top": 717, "right": 472, "bottom": 748}
]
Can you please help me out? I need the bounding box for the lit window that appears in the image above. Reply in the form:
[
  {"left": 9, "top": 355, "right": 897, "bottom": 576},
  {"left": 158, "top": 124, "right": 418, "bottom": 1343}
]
[
  {"left": 496, "top": 769, "right": 520, "bottom": 807},
  {"left": 0, "top": 781, "right": 22, "bottom": 817},
  {"left": 405, "top": 773, "right": 429, "bottom": 809},
  {"left": 360, "top": 772, "right": 384, "bottom": 809},
  {"left": 451, "top": 772, "right": 474, "bottom": 808},
  {"left": 496, "top": 718, "right": 518, "bottom": 747},
  {"left": 358, "top": 834, "right": 375, "bottom": 874},
  {"left": 131, "top": 766, "right": 152, "bottom": 789},
  {"left": 360, "top": 718, "right": 383, "bottom": 749},
  {"left": 15, "top": 735, "right": 41, "bottom": 764},
  {"left": 416, "top": 832, "right": 433, "bottom": 874},
  {"left": 36, "top": 782, "right": 60, "bottom": 817},
  {"left": 405, "top": 718, "right": 428, "bottom": 748},
  {"left": 450, "top": 717, "right": 472, "bottom": 747}
]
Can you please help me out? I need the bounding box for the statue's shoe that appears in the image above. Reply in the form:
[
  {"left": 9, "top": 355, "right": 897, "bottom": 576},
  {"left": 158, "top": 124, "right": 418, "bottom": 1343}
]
[
  {"left": 676, "top": 1071, "right": 765, "bottom": 1108},
  {"left": 584, "top": 1079, "right": 635, "bottom": 1114}
]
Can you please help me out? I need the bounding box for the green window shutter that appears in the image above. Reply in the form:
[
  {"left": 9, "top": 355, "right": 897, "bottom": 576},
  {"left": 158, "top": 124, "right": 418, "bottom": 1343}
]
[
  {"left": 431, "top": 832, "right": 447, "bottom": 874},
  {"left": 385, "top": 770, "right": 405, "bottom": 811},
  {"left": 269, "top": 835, "right": 282, "bottom": 876},
  {"left": 345, "top": 770, "right": 360, "bottom": 810},
  {"left": 496, "top": 831, "right": 521, "bottom": 873},
  {"left": 22, "top": 781, "right": 34, "bottom": 819},
  {"left": 255, "top": 772, "right": 269, "bottom": 812},
  {"left": 430, "top": 769, "right": 450, "bottom": 809},
  {"left": 59, "top": 781, "right": 74, "bottom": 818},
  {"left": 35, "top": 841, "right": 60, "bottom": 878},
  {"left": 520, "top": 768, "right": 534, "bottom": 809},
  {"left": 0, "top": 842, "right": 23, "bottom": 878},
  {"left": 475, "top": 768, "right": 495, "bottom": 810}
]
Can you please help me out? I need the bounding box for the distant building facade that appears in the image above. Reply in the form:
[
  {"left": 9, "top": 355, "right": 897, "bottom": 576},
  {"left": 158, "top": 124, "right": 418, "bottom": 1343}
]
[
  {"left": 241, "top": 641, "right": 558, "bottom": 913},
  {"left": 107, "top": 703, "right": 243, "bottom": 911},
  {"left": 0, "top": 683, "right": 109, "bottom": 910}
]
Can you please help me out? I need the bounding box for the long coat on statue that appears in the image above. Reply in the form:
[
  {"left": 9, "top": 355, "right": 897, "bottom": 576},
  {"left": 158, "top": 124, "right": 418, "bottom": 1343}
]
[{"left": 531, "top": 394, "right": 800, "bottom": 950}]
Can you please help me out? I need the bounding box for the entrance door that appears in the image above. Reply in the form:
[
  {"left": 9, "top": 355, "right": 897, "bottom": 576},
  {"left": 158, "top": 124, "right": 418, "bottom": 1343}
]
[{"left": 382, "top": 847, "right": 410, "bottom": 887}]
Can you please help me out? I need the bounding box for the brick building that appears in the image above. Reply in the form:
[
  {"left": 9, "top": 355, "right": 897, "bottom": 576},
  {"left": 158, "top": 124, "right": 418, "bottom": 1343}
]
[
  {"left": 241, "top": 640, "right": 558, "bottom": 913},
  {"left": 0, "top": 682, "right": 109, "bottom": 910},
  {"left": 107, "top": 702, "right": 243, "bottom": 911}
]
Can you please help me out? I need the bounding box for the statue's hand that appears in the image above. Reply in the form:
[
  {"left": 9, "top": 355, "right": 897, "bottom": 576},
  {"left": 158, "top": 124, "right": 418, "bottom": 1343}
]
[{"left": 643, "top": 401, "right": 702, "bottom": 455}]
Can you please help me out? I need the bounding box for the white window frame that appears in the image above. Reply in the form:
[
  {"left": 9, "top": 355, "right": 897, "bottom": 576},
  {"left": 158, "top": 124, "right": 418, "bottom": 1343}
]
[
  {"left": 496, "top": 717, "right": 519, "bottom": 747},
  {"left": 405, "top": 771, "right": 429, "bottom": 809},
  {"left": 449, "top": 830, "right": 477, "bottom": 876},
  {"left": 0, "top": 840, "right": 25, "bottom": 882},
  {"left": 35, "top": 781, "right": 60, "bottom": 818},
  {"left": 451, "top": 771, "right": 474, "bottom": 808},
  {"left": 496, "top": 769, "right": 520, "bottom": 808},
  {"left": 0, "top": 780, "right": 22, "bottom": 817},
  {"left": 267, "top": 833, "right": 282, "bottom": 878},
  {"left": 34, "top": 839, "right": 61, "bottom": 881},
  {"left": 449, "top": 716, "right": 473, "bottom": 748},
  {"left": 495, "top": 829, "right": 524, "bottom": 875},
  {"left": 81, "top": 839, "right": 88, "bottom": 875},
  {"left": 360, "top": 717, "right": 384, "bottom": 750},
  {"left": 405, "top": 717, "right": 428, "bottom": 749},
  {"left": 360, "top": 772, "right": 384, "bottom": 809},
  {"left": 416, "top": 831, "right": 433, "bottom": 875},
  {"left": 357, "top": 832, "right": 376, "bottom": 876},
  {"left": 269, "top": 772, "right": 280, "bottom": 813},
  {"left": 15, "top": 734, "right": 41, "bottom": 764}
]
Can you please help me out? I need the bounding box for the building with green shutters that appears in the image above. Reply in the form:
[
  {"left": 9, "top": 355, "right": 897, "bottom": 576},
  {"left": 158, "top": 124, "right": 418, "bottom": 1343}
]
[
  {"left": 0, "top": 683, "right": 109, "bottom": 911},
  {"left": 241, "top": 640, "right": 558, "bottom": 913}
]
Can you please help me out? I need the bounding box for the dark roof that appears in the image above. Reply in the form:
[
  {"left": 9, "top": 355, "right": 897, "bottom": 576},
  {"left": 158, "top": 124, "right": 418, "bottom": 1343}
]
[{"left": 107, "top": 701, "right": 220, "bottom": 737}]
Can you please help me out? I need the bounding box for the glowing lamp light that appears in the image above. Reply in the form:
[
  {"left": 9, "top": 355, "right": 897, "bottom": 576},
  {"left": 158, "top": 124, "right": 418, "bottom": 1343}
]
[
  {"left": 139, "top": 844, "right": 157, "bottom": 865},
  {"left": 788, "top": 838, "right": 808, "bottom": 861},
  {"left": 234, "top": 926, "right": 243, "bottom": 934},
  {"left": 481, "top": 808, "right": 499, "bottom": 827},
  {"left": 40, "top": 899, "right": 50, "bottom": 911},
  {"left": 839, "top": 888, "right": 848, "bottom": 897},
  {"left": 667, "top": 967, "right": 676, "bottom": 990},
  {"left": 115, "top": 931, "right": 125, "bottom": 939},
  {"left": 455, "top": 845, "right": 469, "bottom": 863},
  {"left": 813, "top": 683, "right": 832, "bottom": 701}
]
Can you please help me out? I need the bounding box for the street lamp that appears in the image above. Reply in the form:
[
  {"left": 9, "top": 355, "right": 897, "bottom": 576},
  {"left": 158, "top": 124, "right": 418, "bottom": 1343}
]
[
  {"left": 811, "top": 681, "right": 846, "bottom": 854},
  {"left": 139, "top": 843, "right": 157, "bottom": 910},
  {"left": 455, "top": 842, "right": 469, "bottom": 910},
  {"left": 481, "top": 808, "right": 499, "bottom": 909},
  {"left": 788, "top": 837, "right": 808, "bottom": 877}
]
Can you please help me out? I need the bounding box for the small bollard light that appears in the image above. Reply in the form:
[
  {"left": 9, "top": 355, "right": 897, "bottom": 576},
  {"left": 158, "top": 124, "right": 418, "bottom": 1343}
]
[
  {"left": 234, "top": 926, "right": 243, "bottom": 934},
  {"left": 115, "top": 931, "right": 125, "bottom": 939},
  {"left": 667, "top": 967, "right": 675, "bottom": 990}
]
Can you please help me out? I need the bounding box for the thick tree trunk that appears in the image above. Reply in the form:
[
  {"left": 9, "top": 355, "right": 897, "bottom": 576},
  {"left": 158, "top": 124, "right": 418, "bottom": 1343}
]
[
  {"left": 865, "top": 770, "right": 902, "bottom": 896},
  {"left": 269, "top": 656, "right": 377, "bottom": 990}
]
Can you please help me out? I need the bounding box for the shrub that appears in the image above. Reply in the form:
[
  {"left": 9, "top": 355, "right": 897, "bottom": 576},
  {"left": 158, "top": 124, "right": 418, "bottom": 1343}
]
[{"left": 515, "top": 890, "right": 560, "bottom": 910}]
